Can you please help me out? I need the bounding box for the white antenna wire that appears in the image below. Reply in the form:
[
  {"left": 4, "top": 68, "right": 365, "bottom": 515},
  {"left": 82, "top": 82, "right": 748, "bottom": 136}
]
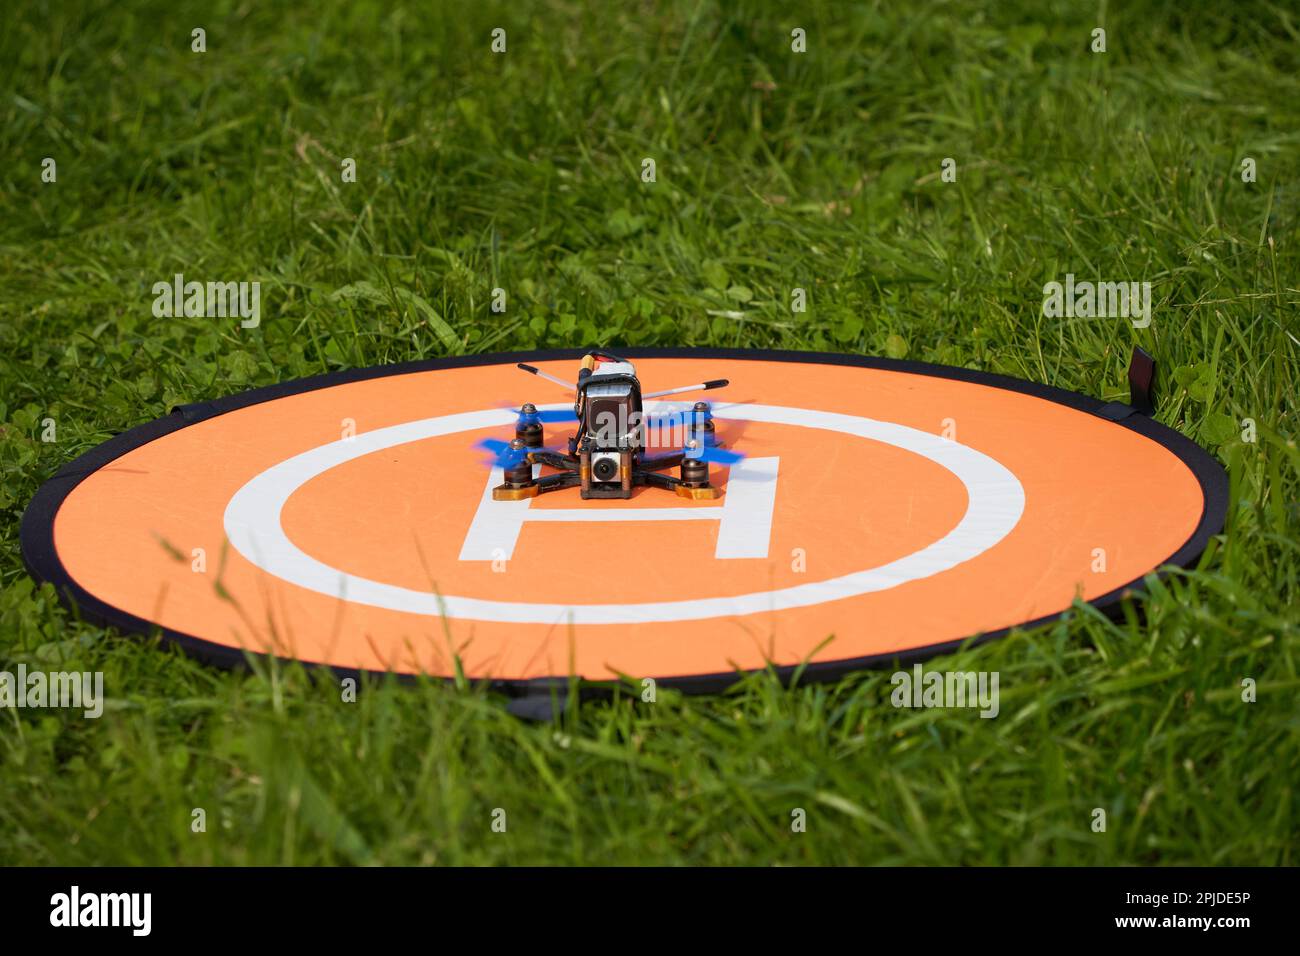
[{"left": 516, "top": 364, "right": 576, "bottom": 390}]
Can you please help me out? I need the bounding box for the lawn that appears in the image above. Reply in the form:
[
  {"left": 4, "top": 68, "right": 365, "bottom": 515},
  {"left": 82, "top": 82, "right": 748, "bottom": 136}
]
[{"left": 0, "top": 0, "right": 1296, "bottom": 865}]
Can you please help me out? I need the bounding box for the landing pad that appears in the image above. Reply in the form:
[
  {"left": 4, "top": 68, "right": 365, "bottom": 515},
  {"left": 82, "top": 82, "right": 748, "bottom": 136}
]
[{"left": 21, "top": 348, "right": 1226, "bottom": 691}]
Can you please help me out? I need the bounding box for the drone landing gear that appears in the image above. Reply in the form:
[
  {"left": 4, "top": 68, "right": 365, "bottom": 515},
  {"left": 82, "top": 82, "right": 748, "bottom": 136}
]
[{"left": 676, "top": 453, "right": 722, "bottom": 500}]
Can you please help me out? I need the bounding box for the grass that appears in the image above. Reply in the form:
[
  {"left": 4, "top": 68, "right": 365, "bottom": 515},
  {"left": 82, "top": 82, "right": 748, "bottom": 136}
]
[{"left": 1, "top": 0, "right": 1297, "bottom": 865}]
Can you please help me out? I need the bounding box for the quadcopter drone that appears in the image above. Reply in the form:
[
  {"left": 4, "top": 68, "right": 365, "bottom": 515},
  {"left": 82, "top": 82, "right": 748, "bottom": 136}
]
[{"left": 476, "top": 348, "right": 745, "bottom": 501}]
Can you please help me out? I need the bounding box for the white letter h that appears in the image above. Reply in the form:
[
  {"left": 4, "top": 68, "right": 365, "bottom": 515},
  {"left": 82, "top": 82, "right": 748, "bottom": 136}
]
[{"left": 459, "top": 458, "right": 780, "bottom": 561}]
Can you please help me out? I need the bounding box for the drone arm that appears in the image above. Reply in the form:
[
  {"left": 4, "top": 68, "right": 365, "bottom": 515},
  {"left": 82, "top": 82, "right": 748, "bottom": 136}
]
[
  {"left": 529, "top": 449, "right": 578, "bottom": 470},
  {"left": 534, "top": 472, "right": 581, "bottom": 493},
  {"left": 639, "top": 451, "right": 686, "bottom": 472}
]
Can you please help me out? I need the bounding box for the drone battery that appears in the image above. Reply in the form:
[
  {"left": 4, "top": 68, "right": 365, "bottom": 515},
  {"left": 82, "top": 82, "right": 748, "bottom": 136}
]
[
  {"left": 583, "top": 362, "right": 642, "bottom": 450},
  {"left": 578, "top": 360, "right": 640, "bottom": 498}
]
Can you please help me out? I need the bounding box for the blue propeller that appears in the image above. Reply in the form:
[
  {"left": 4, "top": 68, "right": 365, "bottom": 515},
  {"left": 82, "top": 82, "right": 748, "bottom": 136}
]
[
  {"left": 475, "top": 438, "right": 530, "bottom": 469},
  {"left": 682, "top": 438, "right": 746, "bottom": 465}
]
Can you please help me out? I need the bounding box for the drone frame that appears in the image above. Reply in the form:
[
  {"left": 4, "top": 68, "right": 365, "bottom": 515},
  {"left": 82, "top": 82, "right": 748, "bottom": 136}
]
[
  {"left": 485, "top": 350, "right": 741, "bottom": 502},
  {"left": 491, "top": 401, "right": 730, "bottom": 502}
]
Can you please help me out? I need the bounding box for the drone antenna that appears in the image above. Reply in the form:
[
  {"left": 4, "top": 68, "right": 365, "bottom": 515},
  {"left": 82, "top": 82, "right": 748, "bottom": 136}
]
[
  {"left": 641, "top": 378, "right": 730, "bottom": 400},
  {"left": 517, "top": 364, "right": 576, "bottom": 391}
]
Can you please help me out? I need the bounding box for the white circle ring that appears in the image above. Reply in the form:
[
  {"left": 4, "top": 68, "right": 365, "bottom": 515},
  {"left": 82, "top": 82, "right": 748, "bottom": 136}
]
[{"left": 223, "top": 402, "right": 1025, "bottom": 625}]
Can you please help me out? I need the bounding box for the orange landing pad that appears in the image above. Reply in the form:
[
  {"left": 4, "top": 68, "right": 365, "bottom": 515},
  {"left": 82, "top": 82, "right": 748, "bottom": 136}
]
[{"left": 21, "top": 349, "right": 1226, "bottom": 691}]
